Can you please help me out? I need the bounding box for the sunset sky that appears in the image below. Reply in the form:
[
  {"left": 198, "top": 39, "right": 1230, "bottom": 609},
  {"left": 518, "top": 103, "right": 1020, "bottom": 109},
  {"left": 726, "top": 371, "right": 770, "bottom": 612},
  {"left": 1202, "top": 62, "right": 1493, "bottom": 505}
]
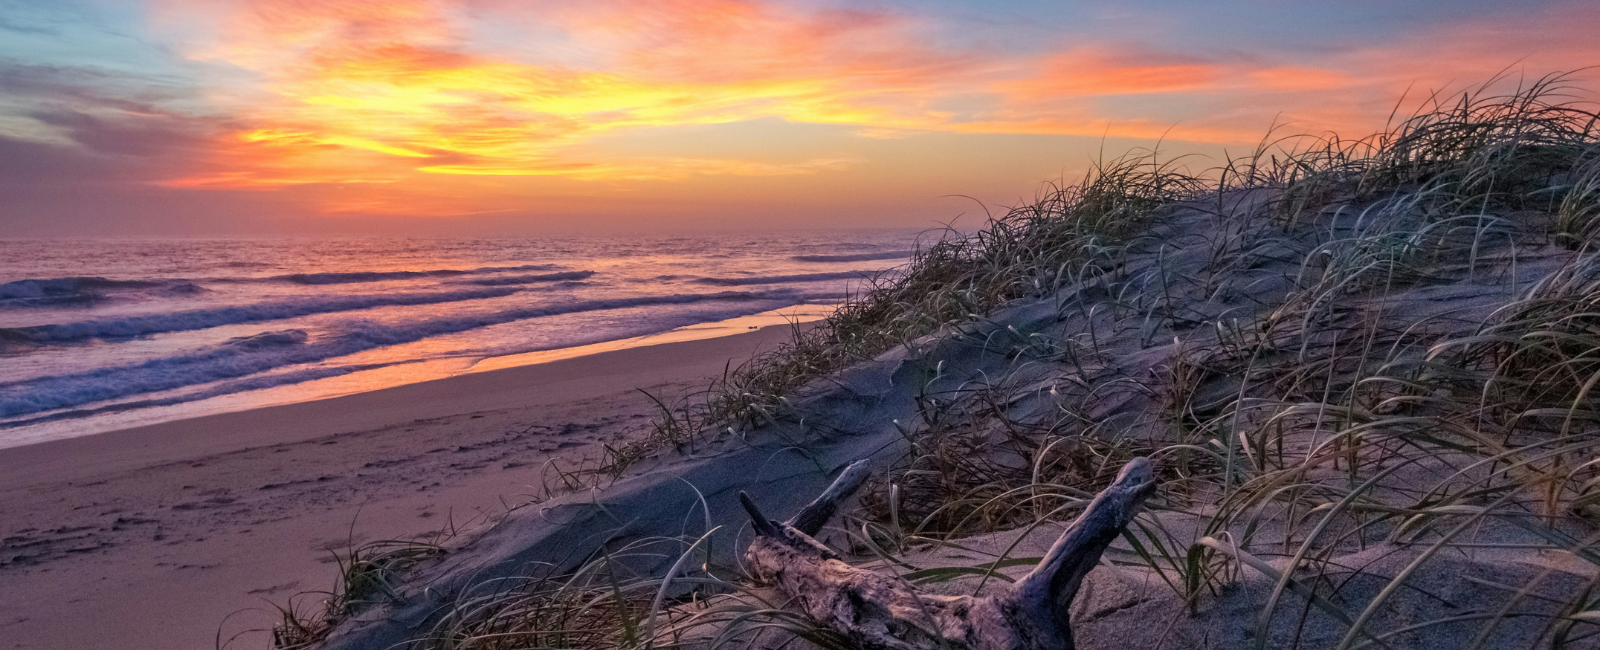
[{"left": 1, "top": 0, "right": 1595, "bottom": 235}]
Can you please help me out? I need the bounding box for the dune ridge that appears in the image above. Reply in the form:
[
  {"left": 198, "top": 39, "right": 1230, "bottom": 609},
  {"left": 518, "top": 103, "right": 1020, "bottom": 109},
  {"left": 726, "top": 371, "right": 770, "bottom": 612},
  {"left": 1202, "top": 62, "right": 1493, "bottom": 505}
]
[{"left": 290, "top": 73, "right": 1600, "bottom": 650}]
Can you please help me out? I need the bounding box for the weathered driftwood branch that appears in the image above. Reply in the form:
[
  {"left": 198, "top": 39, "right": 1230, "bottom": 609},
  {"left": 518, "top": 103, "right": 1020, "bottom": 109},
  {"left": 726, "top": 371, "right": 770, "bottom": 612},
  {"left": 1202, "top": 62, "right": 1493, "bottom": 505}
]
[{"left": 740, "top": 457, "right": 1156, "bottom": 650}]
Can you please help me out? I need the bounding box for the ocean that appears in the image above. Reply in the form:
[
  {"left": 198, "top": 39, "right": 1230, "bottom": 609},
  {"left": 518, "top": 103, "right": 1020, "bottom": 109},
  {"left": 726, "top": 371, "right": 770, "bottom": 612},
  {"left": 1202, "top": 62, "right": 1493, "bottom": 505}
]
[{"left": 0, "top": 232, "right": 919, "bottom": 449}]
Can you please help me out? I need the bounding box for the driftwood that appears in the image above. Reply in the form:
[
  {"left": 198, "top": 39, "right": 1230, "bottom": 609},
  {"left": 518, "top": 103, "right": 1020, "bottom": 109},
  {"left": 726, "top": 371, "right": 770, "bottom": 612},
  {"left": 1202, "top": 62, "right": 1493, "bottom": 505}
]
[{"left": 739, "top": 457, "right": 1156, "bottom": 650}]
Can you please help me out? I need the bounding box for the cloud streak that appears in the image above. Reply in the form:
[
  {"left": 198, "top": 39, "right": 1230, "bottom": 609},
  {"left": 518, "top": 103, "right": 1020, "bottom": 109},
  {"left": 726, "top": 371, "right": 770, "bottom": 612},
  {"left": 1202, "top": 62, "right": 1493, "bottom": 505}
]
[
  {"left": 1, "top": 0, "right": 1596, "bottom": 230},
  {"left": 148, "top": 0, "right": 985, "bottom": 189}
]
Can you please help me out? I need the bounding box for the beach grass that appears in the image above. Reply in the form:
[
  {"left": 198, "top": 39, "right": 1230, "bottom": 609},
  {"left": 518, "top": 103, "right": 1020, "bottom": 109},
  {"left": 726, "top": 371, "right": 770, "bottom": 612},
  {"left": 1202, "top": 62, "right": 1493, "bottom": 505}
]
[
  {"left": 827, "top": 71, "right": 1600, "bottom": 649},
  {"left": 266, "top": 538, "right": 447, "bottom": 650},
  {"left": 276, "top": 71, "right": 1600, "bottom": 649}
]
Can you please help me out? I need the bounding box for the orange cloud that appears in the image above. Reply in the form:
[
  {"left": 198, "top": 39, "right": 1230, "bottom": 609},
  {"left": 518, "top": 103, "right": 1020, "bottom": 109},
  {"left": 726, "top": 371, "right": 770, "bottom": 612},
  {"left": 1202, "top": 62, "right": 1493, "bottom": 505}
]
[
  {"left": 138, "top": 0, "right": 1600, "bottom": 222},
  {"left": 152, "top": 0, "right": 973, "bottom": 193},
  {"left": 1004, "top": 48, "right": 1224, "bottom": 97}
]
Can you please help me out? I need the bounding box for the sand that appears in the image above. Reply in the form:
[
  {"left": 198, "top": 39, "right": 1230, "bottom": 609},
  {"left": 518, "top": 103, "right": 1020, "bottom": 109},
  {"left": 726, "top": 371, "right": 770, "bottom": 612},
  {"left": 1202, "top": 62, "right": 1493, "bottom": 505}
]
[{"left": 0, "top": 325, "right": 797, "bottom": 650}]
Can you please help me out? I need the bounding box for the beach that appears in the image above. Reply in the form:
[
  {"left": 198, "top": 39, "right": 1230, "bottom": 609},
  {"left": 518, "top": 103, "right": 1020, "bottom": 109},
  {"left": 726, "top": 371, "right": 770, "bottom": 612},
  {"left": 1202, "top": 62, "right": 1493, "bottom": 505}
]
[
  {"left": 0, "top": 235, "right": 912, "bottom": 449},
  {"left": 0, "top": 324, "right": 796, "bottom": 650},
  {"left": 3, "top": 1, "right": 1592, "bottom": 647}
]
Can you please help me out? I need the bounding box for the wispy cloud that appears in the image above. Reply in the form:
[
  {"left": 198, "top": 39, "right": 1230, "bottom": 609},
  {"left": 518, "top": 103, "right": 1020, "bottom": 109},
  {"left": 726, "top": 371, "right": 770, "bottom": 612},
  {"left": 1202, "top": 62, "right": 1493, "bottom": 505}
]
[
  {"left": 146, "top": 0, "right": 983, "bottom": 187},
  {"left": 1, "top": 0, "right": 1596, "bottom": 229}
]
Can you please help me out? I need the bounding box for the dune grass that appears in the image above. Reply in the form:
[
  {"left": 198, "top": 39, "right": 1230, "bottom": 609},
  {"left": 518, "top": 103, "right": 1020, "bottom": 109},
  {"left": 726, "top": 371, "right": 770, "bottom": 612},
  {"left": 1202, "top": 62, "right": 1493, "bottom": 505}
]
[
  {"left": 692, "top": 71, "right": 1600, "bottom": 647},
  {"left": 275, "top": 72, "right": 1600, "bottom": 649},
  {"left": 262, "top": 538, "right": 447, "bottom": 650},
  {"left": 828, "top": 71, "right": 1600, "bottom": 648},
  {"left": 607, "top": 146, "right": 1206, "bottom": 474}
]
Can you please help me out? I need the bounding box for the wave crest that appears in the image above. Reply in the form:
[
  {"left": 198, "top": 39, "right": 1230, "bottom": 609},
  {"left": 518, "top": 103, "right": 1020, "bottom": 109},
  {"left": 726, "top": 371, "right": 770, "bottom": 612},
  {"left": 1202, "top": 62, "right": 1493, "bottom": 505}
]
[
  {"left": 0, "top": 288, "right": 519, "bottom": 344},
  {"left": 272, "top": 263, "right": 561, "bottom": 285},
  {"left": 457, "top": 271, "right": 595, "bottom": 286},
  {"left": 692, "top": 271, "right": 879, "bottom": 286},
  {"left": 789, "top": 251, "right": 910, "bottom": 263},
  {"left": 0, "top": 291, "right": 786, "bottom": 419}
]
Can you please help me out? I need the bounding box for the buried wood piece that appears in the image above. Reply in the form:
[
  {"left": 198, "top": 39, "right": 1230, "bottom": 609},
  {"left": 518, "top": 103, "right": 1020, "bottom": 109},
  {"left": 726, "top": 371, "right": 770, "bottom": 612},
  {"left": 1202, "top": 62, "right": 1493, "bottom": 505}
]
[{"left": 740, "top": 457, "right": 1156, "bottom": 650}]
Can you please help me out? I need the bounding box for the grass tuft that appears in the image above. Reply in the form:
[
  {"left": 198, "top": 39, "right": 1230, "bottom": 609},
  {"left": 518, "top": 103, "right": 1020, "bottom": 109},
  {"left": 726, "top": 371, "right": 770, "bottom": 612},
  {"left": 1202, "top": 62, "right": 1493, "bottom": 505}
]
[{"left": 269, "top": 539, "right": 445, "bottom": 649}]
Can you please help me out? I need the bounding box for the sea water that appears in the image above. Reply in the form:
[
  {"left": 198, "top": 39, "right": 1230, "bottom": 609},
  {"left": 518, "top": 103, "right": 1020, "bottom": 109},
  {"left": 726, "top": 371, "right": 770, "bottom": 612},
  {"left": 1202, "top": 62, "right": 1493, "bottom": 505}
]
[{"left": 0, "top": 232, "right": 920, "bottom": 448}]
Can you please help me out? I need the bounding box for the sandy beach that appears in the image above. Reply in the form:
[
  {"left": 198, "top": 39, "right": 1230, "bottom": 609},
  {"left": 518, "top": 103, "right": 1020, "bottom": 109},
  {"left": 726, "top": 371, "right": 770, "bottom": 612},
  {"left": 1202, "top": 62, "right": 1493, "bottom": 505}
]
[
  {"left": 1, "top": 3, "right": 1593, "bottom": 645},
  {"left": 0, "top": 325, "right": 796, "bottom": 650}
]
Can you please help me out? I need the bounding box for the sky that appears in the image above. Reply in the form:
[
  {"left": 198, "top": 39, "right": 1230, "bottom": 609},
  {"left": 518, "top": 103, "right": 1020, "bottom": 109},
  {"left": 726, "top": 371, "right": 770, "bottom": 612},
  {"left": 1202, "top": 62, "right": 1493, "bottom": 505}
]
[{"left": 0, "top": 0, "right": 1596, "bottom": 236}]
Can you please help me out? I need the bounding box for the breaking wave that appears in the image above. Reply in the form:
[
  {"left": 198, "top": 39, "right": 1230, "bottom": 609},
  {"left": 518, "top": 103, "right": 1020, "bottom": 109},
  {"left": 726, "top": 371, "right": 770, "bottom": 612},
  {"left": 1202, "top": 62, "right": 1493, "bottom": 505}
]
[
  {"left": 0, "top": 277, "right": 164, "bottom": 300},
  {"left": 790, "top": 251, "right": 911, "bottom": 263},
  {"left": 0, "top": 291, "right": 786, "bottom": 419},
  {"left": 0, "top": 288, "right": 520, "bottom": 344},
  {"left": 692, "top": 271, "right": 880, "bottom": 286},
  {"left": 456, "top": 271, "right": 595, "bottom": 286},
  {"left": 270, "top": 263, "right": 561, "bottom": 285},
  {"left": 0, "top": 276, "right": 176, "bottom": 309}
]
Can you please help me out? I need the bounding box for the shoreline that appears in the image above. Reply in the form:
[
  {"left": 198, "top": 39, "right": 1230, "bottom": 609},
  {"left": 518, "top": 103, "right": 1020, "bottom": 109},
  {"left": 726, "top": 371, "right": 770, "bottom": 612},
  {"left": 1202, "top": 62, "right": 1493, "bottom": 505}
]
[
  {"left": 0, "top": 323, "right": 802, "bottom": 650},
  {"left": 0, "top": 304, "right": 830, "bottom": 452}
]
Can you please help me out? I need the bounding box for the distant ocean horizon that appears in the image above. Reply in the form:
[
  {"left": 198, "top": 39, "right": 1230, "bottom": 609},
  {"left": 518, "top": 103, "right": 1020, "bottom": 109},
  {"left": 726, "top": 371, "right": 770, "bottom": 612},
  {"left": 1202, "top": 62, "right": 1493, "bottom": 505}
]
[{"left": 0, "top": 232, "right": 921, "bottom": 449}]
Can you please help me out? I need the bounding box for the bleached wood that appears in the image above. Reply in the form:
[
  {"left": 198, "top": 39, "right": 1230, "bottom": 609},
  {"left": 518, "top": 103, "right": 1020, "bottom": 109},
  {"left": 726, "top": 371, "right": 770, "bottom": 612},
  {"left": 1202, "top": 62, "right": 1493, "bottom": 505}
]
[{"left": 740, "top": 457, "right": 1155, "bottom": 650}]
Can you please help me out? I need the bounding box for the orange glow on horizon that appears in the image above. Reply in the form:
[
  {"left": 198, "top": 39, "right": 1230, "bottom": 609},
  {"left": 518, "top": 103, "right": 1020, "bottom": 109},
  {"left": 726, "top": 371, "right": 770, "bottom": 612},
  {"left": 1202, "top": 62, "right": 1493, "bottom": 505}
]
[{"left": 117, "top": 0, "right": 1600, "bottom": 222}]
